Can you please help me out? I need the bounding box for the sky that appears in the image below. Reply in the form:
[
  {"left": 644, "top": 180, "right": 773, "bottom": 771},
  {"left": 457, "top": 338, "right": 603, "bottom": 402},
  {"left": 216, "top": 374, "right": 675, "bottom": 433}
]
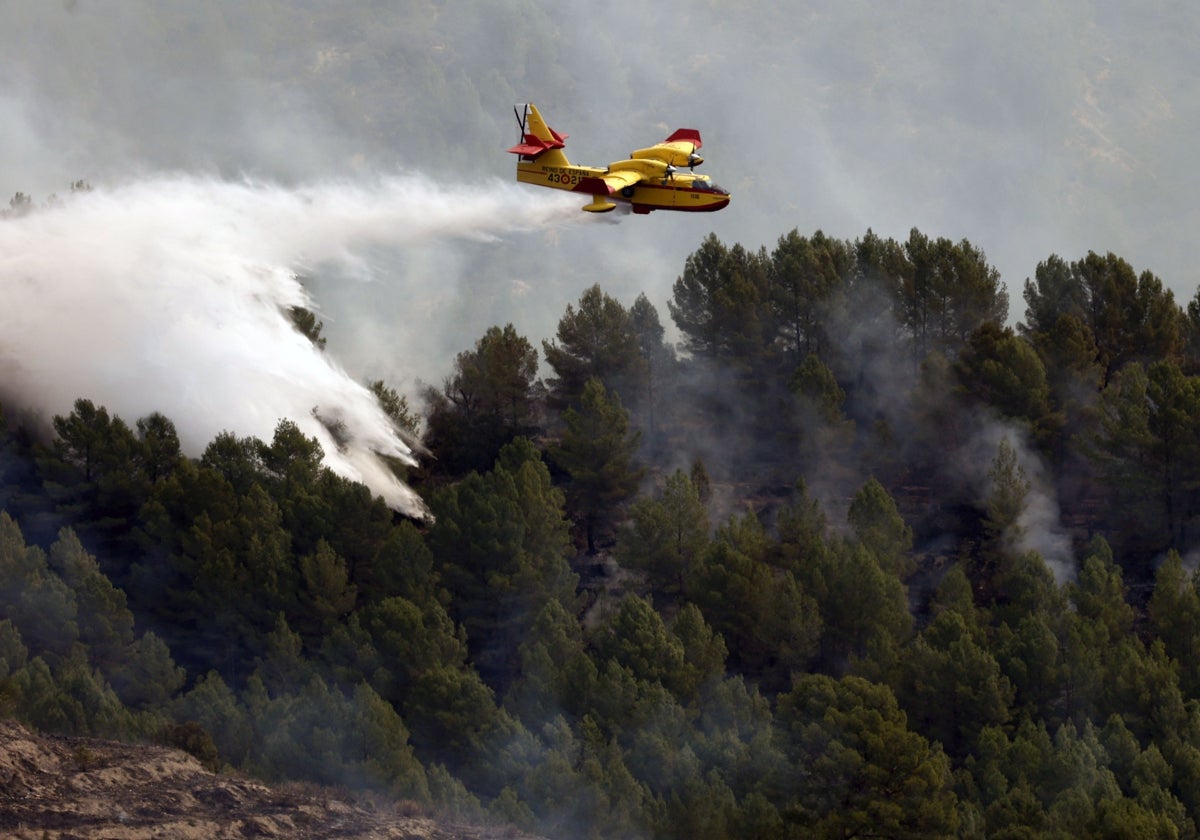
[{"left": 1, "top": 0, "right": 1198, "bottom": 506}]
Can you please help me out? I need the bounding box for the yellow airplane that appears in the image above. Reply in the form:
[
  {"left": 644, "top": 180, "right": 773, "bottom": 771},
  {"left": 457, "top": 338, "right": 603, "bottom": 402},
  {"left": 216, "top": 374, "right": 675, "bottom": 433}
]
[{"left": 507, "top": 103, "right": 730, "bottom": 214}]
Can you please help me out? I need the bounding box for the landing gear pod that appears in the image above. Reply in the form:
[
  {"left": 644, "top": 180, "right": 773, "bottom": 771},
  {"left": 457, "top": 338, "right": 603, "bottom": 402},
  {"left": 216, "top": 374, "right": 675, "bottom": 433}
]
[{"left": 582, "top": 198, "right": 617, "bottom": 213}]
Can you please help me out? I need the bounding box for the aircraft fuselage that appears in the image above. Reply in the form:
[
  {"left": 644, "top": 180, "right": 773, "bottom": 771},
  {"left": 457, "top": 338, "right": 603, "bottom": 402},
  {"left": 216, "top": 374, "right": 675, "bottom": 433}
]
[{"left": 515, "top": 159, "right": 730, "bottom": 214}]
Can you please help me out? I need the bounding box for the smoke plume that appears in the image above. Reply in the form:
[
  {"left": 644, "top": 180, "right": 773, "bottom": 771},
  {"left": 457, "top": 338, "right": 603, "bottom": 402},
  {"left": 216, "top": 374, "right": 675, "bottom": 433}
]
[{"left": 0, "top": 174, "right": 581, "bottom": 517}]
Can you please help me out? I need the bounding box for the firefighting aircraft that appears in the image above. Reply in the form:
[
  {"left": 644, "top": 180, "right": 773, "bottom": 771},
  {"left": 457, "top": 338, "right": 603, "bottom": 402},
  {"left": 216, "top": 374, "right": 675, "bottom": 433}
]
[{"left": 507, "top": 103, "right": 730, "bottom": 214}]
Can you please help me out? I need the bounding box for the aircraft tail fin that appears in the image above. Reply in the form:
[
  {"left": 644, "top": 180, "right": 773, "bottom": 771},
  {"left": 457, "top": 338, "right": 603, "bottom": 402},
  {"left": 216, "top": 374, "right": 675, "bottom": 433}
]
[{"left": 507, "top": 103, "right": 570, "bottom": 166}]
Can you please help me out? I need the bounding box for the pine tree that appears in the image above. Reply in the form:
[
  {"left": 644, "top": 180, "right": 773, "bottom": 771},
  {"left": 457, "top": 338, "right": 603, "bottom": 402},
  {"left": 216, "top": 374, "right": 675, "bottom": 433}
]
[
  {"left": 552, "top": 378, "right": 642, "bottom": 554},
  {"left": 768, "top": 228, "right": 853, "bottom": 362},
  {"left": 47, "top": 527, "right": 134, "bottom": 669},
  {"left": 777, "top": 674, "right": 959, "bottom": 838},
  {"left": 423, "top": 324, "right": 541, "bottom": 475},
  {"left": 629, "top": 293, "right": 677, "bottom": 452},
  {"left": 109, "top": 631, "right": 186, "bottom": 710},
  {"left": 0, "top": 513, "right": 79, "bottom": 659},
  {"left": 542, "top": 284, "right": 645, "bottom": 410},
  {"left": 668, "top": 234, "right": 774, "bottom": 373},
  {"left": 617, "top": 470, "right": 708, "bottom": 597},
  {"left": 428, "top": 438, "right": 577, "bottom": 688},
  {"left": 847, "top": 476, "right": 915, "bottom": 579},
  {"left": 1148, "top": 551, "right": 1200, "bottom": 696},
  {"left": 971, "top": 437, "right": 1033, "bottom": 604},
  {"left": 895, "top": 229, "right": 1008, "bottom": 362}
]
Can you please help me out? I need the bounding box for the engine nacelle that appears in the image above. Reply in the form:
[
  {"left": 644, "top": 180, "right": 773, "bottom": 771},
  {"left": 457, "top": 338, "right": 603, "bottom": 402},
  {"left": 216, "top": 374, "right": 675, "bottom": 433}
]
[
  {"left": 630, "top": 147, "right": 703, "bottom": 168},
  {"left": 608, "top": 158, "right": 671, "bottom": 179}
]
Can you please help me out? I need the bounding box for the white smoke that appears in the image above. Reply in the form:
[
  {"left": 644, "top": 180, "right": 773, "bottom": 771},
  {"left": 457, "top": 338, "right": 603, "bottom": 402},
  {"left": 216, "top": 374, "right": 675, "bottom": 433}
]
[
  {"left": 0, "top": 174, "right": 581, "bottom": 518},
  {"left": 970, "top": 422, "right": 1075, "bottom": 585}
]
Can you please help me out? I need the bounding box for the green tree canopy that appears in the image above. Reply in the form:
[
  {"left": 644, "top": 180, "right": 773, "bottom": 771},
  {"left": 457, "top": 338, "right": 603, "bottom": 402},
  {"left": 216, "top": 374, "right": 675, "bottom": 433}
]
[
  {"left": 954, "top": 323, "right": 1058, "bottom": 444},
  {"left": 894, "top": 229, "right": 1009, "bottom": 361},
  {"left": 776, "top": 673, "right": 960, "bottom": 838},
  {"left": 768, "top": 228, "right": 853, "bottom": 362},
  {"left": 542, "top": 284, "right": 645, "bottom": 411},
  {"left": 429, "top": 438, "right": 577, "bottom": 688},
  {"left": 1023, "top": 251, "right": 1182, "bottom": 384},
  {"left": 847, "top": 476, "right": 915, "bottom": 579},
  {"left": 616, "top": 469, "right": 709, "bottom": 597},
  {"left": 552, "top": 378, "right": 642, "bottom": 554},
  {"left": 424, "top": 323, "right": 541, "bottom": 475},
  {"left": 669, "top": 233, "right": 774, "bottom": 373}
]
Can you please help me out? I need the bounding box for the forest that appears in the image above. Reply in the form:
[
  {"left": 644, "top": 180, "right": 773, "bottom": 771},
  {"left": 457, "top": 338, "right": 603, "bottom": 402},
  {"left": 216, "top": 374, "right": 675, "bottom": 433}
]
[{"left": 6, "top": 219, "right": 1200, "bottom": 839}]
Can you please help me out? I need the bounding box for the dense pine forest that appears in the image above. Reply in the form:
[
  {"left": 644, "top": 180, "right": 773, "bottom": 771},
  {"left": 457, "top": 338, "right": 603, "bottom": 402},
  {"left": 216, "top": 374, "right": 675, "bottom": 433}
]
[{"left": 7, "top": 218, "right": 1200, "bottom": 839}]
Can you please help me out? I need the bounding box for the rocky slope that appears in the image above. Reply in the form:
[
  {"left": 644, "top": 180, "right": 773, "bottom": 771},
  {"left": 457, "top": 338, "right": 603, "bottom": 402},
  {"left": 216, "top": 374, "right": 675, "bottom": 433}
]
[{"left": 0, "top": 720, "right": 540, "bottom": 840}]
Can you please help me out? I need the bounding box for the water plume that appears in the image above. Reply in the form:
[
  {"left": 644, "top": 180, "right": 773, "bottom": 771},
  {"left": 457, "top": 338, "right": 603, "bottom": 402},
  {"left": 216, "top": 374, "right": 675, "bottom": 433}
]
[{"left": 0, "top": 174, "right": 581, "bottom": 517}]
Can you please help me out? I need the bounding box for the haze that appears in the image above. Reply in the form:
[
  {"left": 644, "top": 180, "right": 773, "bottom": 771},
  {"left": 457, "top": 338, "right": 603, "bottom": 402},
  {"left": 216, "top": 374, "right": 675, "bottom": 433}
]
[{"left": 2, "top": 0, "right": 1197, "bottom": 491}]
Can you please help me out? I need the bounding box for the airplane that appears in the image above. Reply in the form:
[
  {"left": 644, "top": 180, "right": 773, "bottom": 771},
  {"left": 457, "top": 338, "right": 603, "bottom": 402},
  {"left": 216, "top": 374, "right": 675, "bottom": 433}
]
[{"left": 507, "top": 103, "right": 730, "bottom": 214}]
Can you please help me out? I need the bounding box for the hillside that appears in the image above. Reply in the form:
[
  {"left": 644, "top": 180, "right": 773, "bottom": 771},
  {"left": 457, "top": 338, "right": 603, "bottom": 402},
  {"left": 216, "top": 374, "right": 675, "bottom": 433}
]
[
  {"left": 0, "top": 720, "right": 540, "bottom": 840},
  {"left": 4, "top": 226, "right": 1200, "bottom": 836}
]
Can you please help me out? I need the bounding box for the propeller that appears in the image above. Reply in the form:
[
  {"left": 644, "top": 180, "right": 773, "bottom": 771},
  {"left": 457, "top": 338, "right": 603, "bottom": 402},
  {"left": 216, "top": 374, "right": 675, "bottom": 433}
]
[
  {"left": 663, "top": 164, "right": 677, "bottom": 185},
  {"left": 513, "top": 104, "right": 529, "bottom": 142}
]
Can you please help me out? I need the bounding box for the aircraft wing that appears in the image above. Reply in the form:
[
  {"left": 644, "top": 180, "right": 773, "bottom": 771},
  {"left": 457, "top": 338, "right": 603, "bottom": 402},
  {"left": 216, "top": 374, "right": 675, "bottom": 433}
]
[
  {"left": 598, "top": 169, "right": 645, "bottom": 192},
  {"left": 630, "top": 129, "right": 704, "bottom": 168}
]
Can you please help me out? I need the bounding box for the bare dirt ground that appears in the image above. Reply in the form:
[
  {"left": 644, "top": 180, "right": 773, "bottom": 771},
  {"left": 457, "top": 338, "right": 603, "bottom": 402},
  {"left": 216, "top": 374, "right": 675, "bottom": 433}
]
[{"left": 0, "top": 720, "right": 543, "bottom": 840}]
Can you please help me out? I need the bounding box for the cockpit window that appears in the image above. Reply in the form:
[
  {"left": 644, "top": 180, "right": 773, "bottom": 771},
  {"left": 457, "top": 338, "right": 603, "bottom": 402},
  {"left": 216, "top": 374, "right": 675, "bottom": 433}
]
[{"left": 691, "top": 178, "right": 727, "bottom": 195}]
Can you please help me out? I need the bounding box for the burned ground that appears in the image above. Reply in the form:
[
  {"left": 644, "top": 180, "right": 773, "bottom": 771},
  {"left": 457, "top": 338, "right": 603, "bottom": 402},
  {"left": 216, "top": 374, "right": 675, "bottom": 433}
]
[{"left": 0, "top": 720, "right": 542, "bottom": 840}]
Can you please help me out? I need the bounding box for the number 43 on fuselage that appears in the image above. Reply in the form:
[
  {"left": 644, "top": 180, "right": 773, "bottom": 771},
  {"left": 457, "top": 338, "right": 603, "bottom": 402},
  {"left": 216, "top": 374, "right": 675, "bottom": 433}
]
[{"left": 507, "top": 103, "right": 730, "bottom": 214}]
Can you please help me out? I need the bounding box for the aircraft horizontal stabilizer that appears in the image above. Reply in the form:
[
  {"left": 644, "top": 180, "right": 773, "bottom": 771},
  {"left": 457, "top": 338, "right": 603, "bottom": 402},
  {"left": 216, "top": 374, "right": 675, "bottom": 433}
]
[
  {"left": 507, "top": 104, "right": 569, "bottom": 158},
  {"left": 507, "top": 133, "right": 565, "bottom": 157}
]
